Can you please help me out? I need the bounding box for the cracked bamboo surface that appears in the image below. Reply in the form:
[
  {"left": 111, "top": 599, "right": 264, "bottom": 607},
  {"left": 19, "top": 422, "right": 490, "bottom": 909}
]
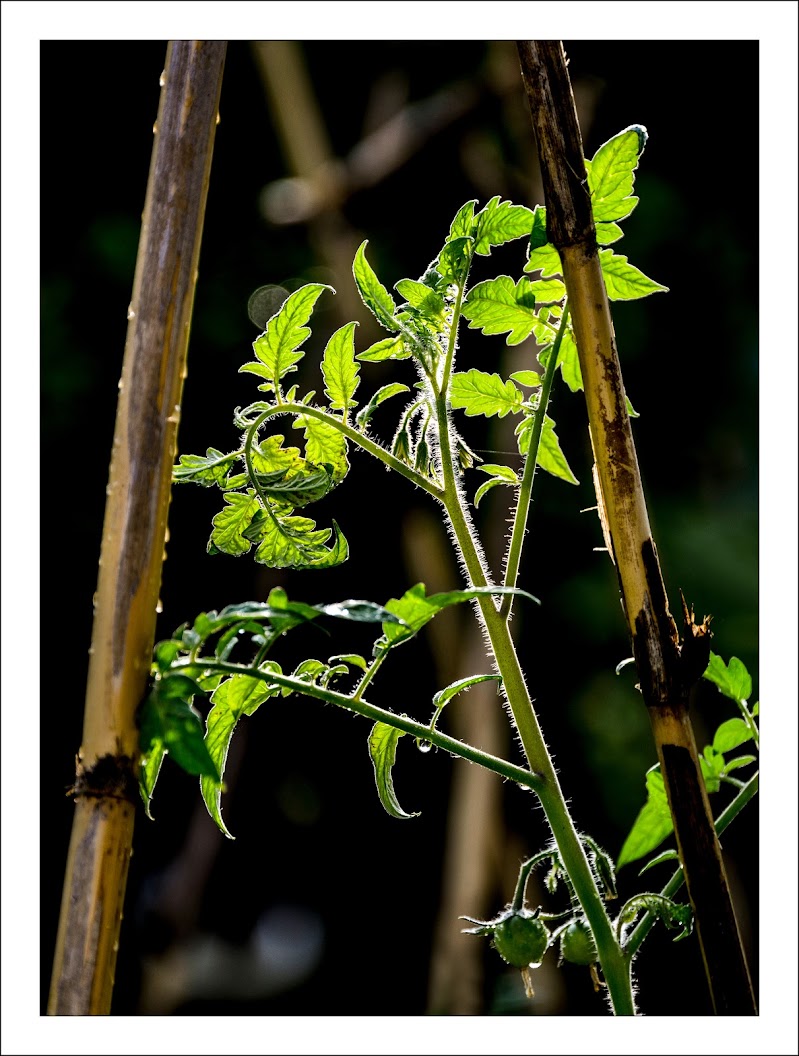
[{"left": 517, "top": 39, "right": 755, "bottom": 1015}]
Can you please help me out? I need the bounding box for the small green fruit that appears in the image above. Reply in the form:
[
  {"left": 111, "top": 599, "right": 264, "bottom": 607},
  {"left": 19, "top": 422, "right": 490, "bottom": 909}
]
[
  {"left": 560, "top": 919, "right": 597, "bottom": 966},
  {"left": 492, "top": 910, "right": 550, "bottom": 969}
]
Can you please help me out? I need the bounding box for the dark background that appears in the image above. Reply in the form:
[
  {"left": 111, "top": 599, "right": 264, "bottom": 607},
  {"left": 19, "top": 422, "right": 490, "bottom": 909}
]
[{"left": 41, "top": 40, "right": 758, "bottom": 1016}]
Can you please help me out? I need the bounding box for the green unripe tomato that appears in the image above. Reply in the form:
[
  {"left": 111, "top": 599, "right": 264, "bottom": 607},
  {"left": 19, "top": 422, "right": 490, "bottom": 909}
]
[
  {"left": 492, "top": 911, "right": 550, "bottom": 969},
  {"left": 559, "top": 919, "right": 597, "bottom": 966}
]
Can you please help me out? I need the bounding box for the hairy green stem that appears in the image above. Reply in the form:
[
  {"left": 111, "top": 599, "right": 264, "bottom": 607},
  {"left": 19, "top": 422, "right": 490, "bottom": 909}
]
[
  {"left": 511, "top": 850, "right": 553, "bottom": 912},
  {"left": 352, "top": 647, "right": 389, "bottom": 702},
  {"left": 244, "top": 403, "right": 445, "bottom": 501},
  {"left": 431, "top": 290, "right": 635, "bottom": 1015},
  {"left": 624, "top": 772, "right": 759, "bottom": 961},
  {"left": 500, "top": 302, "right": 570, "bottom": 620},
  {"left": 175, "top": 658, "right": 544, "bottom": 791}
]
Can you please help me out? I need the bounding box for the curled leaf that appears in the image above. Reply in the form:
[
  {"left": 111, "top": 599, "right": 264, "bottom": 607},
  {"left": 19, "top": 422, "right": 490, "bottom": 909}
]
[{"left": 368, "top": 722, "right": 419, "bottom": 820}]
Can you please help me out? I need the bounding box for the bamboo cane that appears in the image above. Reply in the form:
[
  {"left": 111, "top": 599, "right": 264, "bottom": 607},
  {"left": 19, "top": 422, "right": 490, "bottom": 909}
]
[
  {"left": 516, "top": 39, "right": 755, "bottom": 1015},
  {"left": 48, "top": 40, "right": 226, "bottom": 1015}
]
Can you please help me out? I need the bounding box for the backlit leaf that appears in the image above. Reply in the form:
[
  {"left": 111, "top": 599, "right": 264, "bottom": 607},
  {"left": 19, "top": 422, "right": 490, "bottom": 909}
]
[
  {"left": 617, "top": 766, "right": 673, "bottom": 869},
  {"left": 356, "top": 335, "right": 411, "bottom": 362},
  {"left": 703, "top": 653, "right": 753, "bottom": 702},
  {"left": 293, "top": 415, "right": 350, "bottom": 481},
  {"left": 355, "top": 383, "right": 410, "bottom": 430},
  {"left": 252, "top": 510, "right": 349, "bottom": 570},
  {"left": 516, "top": 414, "right": 579, "bottom": 484},
  {"left": 589, "top": 125, "right": 647, "bottom": 224},
  {"left": 599, "top": 249, "right": 668, "bottom": 300},
  {"left": 474, "top": 463, "right": 519, "bottom": 508},
  {"left": 240, "top": 283, "right": 332, "bottom": 392},
  {"left": 395, "top": 278, "right": 446, "bottom": 327},
  {"left": 209, "top": 491, "right": 261, "bottom": 556},
  {"left": 450, "top": 369, "right": 523, "bottom": 418},
  {"left": 322, "top": 321, "right": 360, "bottom": 414},
  {"left": 368, "top": 722, "right": 419, "bottom": 820},
  {"left": 448, "top": 199, "right": 477, "bottom": 240},
  {"left": 201, "top": 672, "right": 279, "bottom": 837},
  {"left": 473, "top": 196, "right": 535, "bottom": 255},
  {"left": 461, "top": 276, "right": 541, "bottom": 346},
  {"left": 713, "top": 717, "right": 754, "bottom": 754},
  {"left": 353, "top": 241, "right": 399, "bottom": 331},
  {"left": 382, "top": 582, "right": 539, "bottom": 647},
  {"left": 173, "top": 447, "right": 240, "bottom": 487}
]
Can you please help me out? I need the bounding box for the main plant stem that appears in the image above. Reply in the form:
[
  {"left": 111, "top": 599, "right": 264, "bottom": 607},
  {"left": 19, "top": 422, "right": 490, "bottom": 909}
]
[{"left": 433, "top": 309, "right": 634, "bottom": 1014}]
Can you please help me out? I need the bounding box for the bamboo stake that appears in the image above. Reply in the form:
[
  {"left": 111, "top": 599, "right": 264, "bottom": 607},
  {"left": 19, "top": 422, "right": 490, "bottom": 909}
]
[
  {"left": 48, "top": 40, "right": 227, "bottom": 1016},
  {"left": 516, "top": 40, "right": 756, "bottom": 1015}
]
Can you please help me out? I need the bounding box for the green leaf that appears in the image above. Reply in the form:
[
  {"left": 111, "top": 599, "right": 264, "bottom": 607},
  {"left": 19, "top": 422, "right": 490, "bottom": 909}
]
[
  {"left": 322, "top": 321, "right": 360, "bottom": 414},
  {"left": 589, "top": 125, "right": 647, "bottom": 223},
  {"left": 240, "top": 283, "right": 332, "bottom": 393},
  {"left": 140, "top": 677, "right": 219, "bottom": 782},
  {"left": 368, "top": 722, "right": 419, "bottom": 820},
  {"left": 258, "top": 466, "right": 333, "bottom": 508},
  {"left": 527, "top": 277, "right": 567, "bottom": 304},
  {"left": 723, "top": 754, "right": 757, "bottom": 773},
  {"left": 201, "top": 673, "right": 278, "bottom": 837},
  {"left": 529, "top": 204, "right": 548, "bottom": 250},
  {"left": 173, "top": 447, "right": 240, "bottom": 487},
  {"left": 251, "top": 434, "right": 305, "bottom": 476},
  {"left": 703, "top": 653, "right": 753, "bottom": 702},
  {"left": 461, "top": 275, "right": 545, "bottom": 345},
  {"left": 618, "top": 892, "right": 692, "bottom": 942},
  {"left": 525, "top": 241, "right": 563, "bottom": 278},
  {"left": 327, "top": 653, "right": 369, "bottom": 672},
  {"left": 293, "top": 415, "right": 349, "bottom": 481},
  {"left": 356, "top": 335, "right": 411, "bottom": 362},
  {"left": 558, "top": 328, "right": 583, "bottom": 393},
  {"left": 449, "top": 199, "right": 477, "bottom": 240},
  {"left": 315, "top": 599, "right": 404, "bottom": 624},
  {"left": 472, "top": 196, "right": 535, "bottom": 255},
  {"left": 509, "top": 370, "right": 541, "bottom": 388},
  {"left": 437, "top": 235, "right": 474, "bottom": 286},
  {"left": 450, "top": 369, "right": 523, "bottom": 418},
  {"left": 516, "top": 414, "right": 579, "bottom": 485},
  {"left": 712, "top": 717, "right": 754, "bottom": 754},
  {"left": 395, "top": 278, "right": 446, "bottom": 327},
  {"left": 617, "top": 766, "right": 673, "bottom": 869},
  {"left": 209, "top": 491, "right": 261, "bottom": 556},
  {"left": 353, "top": 241, "right": 399, "bottom": 331},
  {"left": 355, "top": 383, "right": 410, "bottom": 430},
  {"left": 430, "top": 674, "right": 502, "bottom": 730},
  {"left": 599, "top": 249, "right": 668, "bottom": 300},
  {"left": 139, "top": 738, "right": 166, "bottom": 819},
  {"left": 382, "top": 582, "right": 539, "bottom": 647},
  {"left": 252, "top": 510, "right": 349, "bottom": 570},
  {"left": 700, "top": 745, "right": 724, "bottom": 793},
  {"left": 474, "top": 464, "right": 519, "bottom": 508},
  {"left": 637, "top": 849, "right": 681, "bottom": 877},
  {"left": 153, "top": 639, "right": 182, "bottom": 673},
  {"left": 595, "top": 221, "right": 624, "bottom": 245}
]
